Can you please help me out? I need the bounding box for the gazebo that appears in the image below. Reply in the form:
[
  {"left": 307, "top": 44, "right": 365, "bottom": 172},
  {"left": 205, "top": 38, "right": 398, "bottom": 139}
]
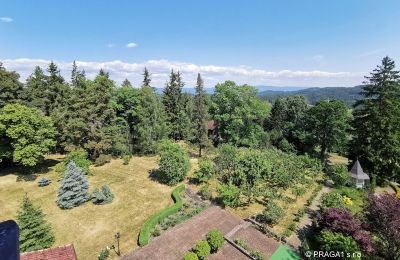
[{"left": 349, "top": 159, "right": 369, "bottom": 188}]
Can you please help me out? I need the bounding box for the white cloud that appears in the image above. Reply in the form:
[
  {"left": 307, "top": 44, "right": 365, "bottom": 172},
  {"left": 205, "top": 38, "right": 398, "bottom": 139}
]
[
  {"left": 126, "top": 42, "right": 137, "bottom": 48},
  {"left": 0, "top": 58, "right": 362, "bottom": 87},
  {"left": 0, "top": 17, "right": 13, "bottom": 23}
]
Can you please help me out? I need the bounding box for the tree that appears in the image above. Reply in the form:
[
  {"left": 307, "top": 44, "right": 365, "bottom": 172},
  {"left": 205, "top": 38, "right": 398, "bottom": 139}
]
[
  {"left": 158, "top": 140, "right": 191, "bottom": 185},
  {"left": 0, "top": 63, "right": 24, "bottom": 108},
  {"left": 25, "top": 66, "right": 48, "bottom": 112},
  {"left": 329, "top": 164, "right": 350, "bottom": 187},
  {"left": 121, "top": 78, "right": 132, "bottom": 88},
  {"left": 142, "top": 67, "right": 151, "bottom": 88},
  {"left": 217, "top": 183, "right": 241, "bottom": 207},
  {"left": 194, "top": 158, "right": 215, "bottom": 183},
  {"left": 0, "top": 103, "right": 56, "bottom": 166},
  {"left": 17, "top": 195, "right": 55, "bottom": 252},
  {"left": 317, "top": 231, "right": 361, "bottom": 258},
  {"left": 206, "top": 229, "right": 224, "bottom": 253},
  {"left": 211, "top": 81, "right": 270, "bottom": 146},
  {"left": 351, "top": 57, "right": 400, "bottom": 183},
  {"left": 306, "top": 100, "right": 350, "bottom": 162},
  {"left": 92, "top": 184, "right": 114, "bottom": 205},
  {"left": 365, "top": 193, "right": 400, "bottom": 259},
  {"left": 57, "top": 161, "right": 90, "bottom": 209},
  {"left": 55, "top": 150, "right": 91, "bottom": 175},
  {"left": 192, "top": 73, "right": 209, "bottom": 156}
]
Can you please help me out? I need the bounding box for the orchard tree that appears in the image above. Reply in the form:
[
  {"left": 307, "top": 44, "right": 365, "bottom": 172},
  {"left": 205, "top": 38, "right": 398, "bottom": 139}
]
[
  {"left": 351, "top": 57, "right": 400, "bottom": 183},
  {"left": 17, "top": 195, "right": 55, "bottom": 252},
  {"left": 0, "top": 103, "right": 56, "bottom": 166},
  {"left": 192, "top": 73, "right": 209, "bottom": 156},
  {"left": 0, "top": 63, "right": 24, "bottom": 108}
]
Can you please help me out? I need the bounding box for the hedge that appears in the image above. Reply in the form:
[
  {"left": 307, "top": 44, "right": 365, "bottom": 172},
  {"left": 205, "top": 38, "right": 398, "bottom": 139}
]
[
  {"left": 390, "top": 182, "right": 400, "bottom": 199},
  {"left": 138, "top": 184, "right": 185, "bottom": 246}
]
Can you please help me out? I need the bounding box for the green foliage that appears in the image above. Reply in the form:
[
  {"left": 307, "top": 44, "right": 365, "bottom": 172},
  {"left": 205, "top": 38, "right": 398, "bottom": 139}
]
[
  {"left": 211, "top": 80, "right": 270, "bottom": 146},
  {"left": 320, "top": 192, "right": 345, "bottom": 211},
  {"left": 199, "top": 184, "right": 212, "bottom": 200},
  {"left": 234, "top": 239, "right": 265, "bottom": 260},
  {"left": 17, "top": 195, "right": 55, "bottom": 252},
  {"left": 192, "top": 73, "right": 209, "bottom": 156},
  {"left": 94, "top": 154, "right": 112, "bottom": 166},
  {"left": 351, "top": 56, "right": 400, "bottom": 183},
  {"left": 122, "top": 154, "right": 131, "bottom": 165},
  {"left": 92, "top": 184, "right": 114, "bottom": 205},
  {"left": 138, "top": 185, "right": 185, "bottom": 246},
  {"left": 329, "top": 164, "right": 349, "bottom": 187},
  {"left": 183, "top": 252, "right": 199, "bottom": 260},
  {"left": 262, "top": 201, "right": 284, "bottom": 225},
  {"left": 194, "top": 240, "right": 211, "bottom": 260},
  {"left": 317, "top": 231, "right": 360, "bottom": 258},
  {"left": 194, "top": 158, "right": 215, "bottom": 183},
  {"left": 217, "top": 183, "right": 241, "bottom": 207},
  {"left": 55, "top": 150, "right": 91, "bottom": 175},
  {"left": 0, "top": 63, "right": 24, "bottom": 108},
  {"left": 0, "top": 103, "right": 56, "bottom": 166},
  {"left": 206, "top": 229, "right": 224, "bottom": 253},
  {"left": 98, "top": 247, "right": 110, "bottom": 260},
  {"left": 158, "top": 140, "right": 191, "bottom": 185},
  {"left": 57, "top": 161, "right": 90, "bottom": 209}
]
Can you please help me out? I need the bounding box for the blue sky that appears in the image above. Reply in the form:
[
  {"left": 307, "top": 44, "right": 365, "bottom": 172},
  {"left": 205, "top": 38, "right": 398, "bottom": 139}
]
[{"left": 1, "top": 0, "right": 399, "bottom": 87}]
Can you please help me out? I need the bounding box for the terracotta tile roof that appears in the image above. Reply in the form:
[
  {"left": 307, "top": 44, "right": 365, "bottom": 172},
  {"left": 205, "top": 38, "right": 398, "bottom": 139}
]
[{"left": 20, "top": 244, "right": 77, "bottom": 260}]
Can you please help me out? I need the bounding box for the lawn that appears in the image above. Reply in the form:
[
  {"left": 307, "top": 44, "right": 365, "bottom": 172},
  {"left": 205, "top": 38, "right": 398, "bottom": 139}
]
[
  {"left": 331, "top": 186, "right": 366, "bottom": 214},
  {"left": 270, "top": 244, "right": 300, "bottom": 260},
  {"left": 0, "top": 155, "right": 175, "bottom": 259}
]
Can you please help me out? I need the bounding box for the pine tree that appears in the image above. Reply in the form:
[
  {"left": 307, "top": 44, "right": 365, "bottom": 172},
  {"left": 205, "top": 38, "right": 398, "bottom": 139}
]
[
  {"left": 0, "top": 63, "right": 24, "bottom": 108},
  {"left": 17, "top": 195, "right": 55, "bottom": 252},
  {"left": 192, "top": 73, "right": 209, "bottom": 156},
  {"left": 58, "top": 161, "right": 90, "bottom": 209},
  {"left": 351, "top": 56, "right": 400, "bottom": 183},
  {"left": 142, "top": 67, "right": 151, "bottom": 87},
  {"left": 25, "top": 66, "right": 48, "bottom": 113}
]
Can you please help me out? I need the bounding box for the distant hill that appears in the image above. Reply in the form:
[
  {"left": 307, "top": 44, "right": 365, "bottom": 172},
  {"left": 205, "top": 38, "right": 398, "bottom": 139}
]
[{"left": 259, "top": 85, "right": 363, "bottom": 107}]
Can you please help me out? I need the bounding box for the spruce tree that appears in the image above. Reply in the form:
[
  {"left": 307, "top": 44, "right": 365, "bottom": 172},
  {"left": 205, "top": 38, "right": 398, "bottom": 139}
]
[
  {"left": 192, "top": 73, "right": 209, "bottom": 156},
  {"left": 17, "top": 195, "right": 55, "bottom": 252},
  {"left": 142, "top": 67, "right": 151, "bottom": 87},
  {"left": 25, "top": 66, "right": 48, "bottom": 113},
  {"left": 58, "top": 161, "right": 90, "bottom": 209},
  {"left": 0, "top": 63, "right": 24, "bottom": 108},
  {"left": 351, "top": 56, "right": 400, "bottom": 183}
]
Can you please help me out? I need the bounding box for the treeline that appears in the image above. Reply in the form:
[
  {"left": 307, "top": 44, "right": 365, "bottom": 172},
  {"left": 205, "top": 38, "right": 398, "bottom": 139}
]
[{"left": 1, "top": 57, "right": 400, "bottom": 184}]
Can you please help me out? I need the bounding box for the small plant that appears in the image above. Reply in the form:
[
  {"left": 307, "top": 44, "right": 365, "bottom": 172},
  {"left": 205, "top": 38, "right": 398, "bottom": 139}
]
[
  {"left": 342, "top": 195, "right": 353, "bottom": 206},
  {"left": 92, "top": 184, "right": 114, "bottom": 205},
  {"left": 194, "top": 158, "right": 215, "bottom": 183},
  {"left": 38, "top": 177, "right": 51, "bottom": 187},
  {"left": 252, "top": 250, "right": 265, "bottom": 260},
  {"left": 206, "top": 229, "right": 224, "bottom": 253},
  {"left": 262, "top": 201, "right": 284, "bottom": 225},
  {"left": 152, "top": 227, "right": 161, "bottom": 237},
  {"left": 98, "top": 247, "right": 110, "bottom": 260},
  {"left": 199, "top": 184, "right": 212, "bottom": 200},
  {"left": 94, "top": 154, "right": 112, "bottom": 166},
  {"left": 183, "top": 252, "right": 199, "bottom": 260},
  {"left": 194, "top": 240, "right": 211, "bottom": 260},
  {"left": 122, "top": 154, "right": 131, "bottom": 165}
]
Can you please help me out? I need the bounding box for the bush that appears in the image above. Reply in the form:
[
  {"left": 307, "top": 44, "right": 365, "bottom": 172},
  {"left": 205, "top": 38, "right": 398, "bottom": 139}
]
[
  {"left": 152, "top": 227, "right": 161, "bottom": 237},
  {"left": 252, "top": 250, "right": 265, "bottom": 260},
  {"left": 320, "top": 192, "right": 345, "bottom": 211},
  {"left": 158, "top": 140, "right": 191, "bottom": 185},
  {"left": 329, "top": 164, "right": 349, "bottom": 187},
  {"left": 262, "top": 201, "right": 284, "bottom": 225},
  {"left": 317, "top": 231, "right": 361, "bottom": 257},
  {"left": 194, "top": 240, "right": 211, "bottom": 260},
  {"left": 217, "top": 183, "right": 241, "bottom": 207},
  {"left": 194, "top": 158, "right": 215, "bottom": 183},
  {"left": 38, "top": 177, "right": 51, "bottom": 187},
  {"left": 122, "top": 154, "right": 132, "bottom": 165},
  {"left": 92, "top": 184, "right": 114, "bottom": 205},
  {"left": 183, "top": 252, "right": 199, "bottom": 260},
  {"left": 138, "top": 185, "right": 185, "bottom": 246},
  {"left": 199, "top": 184, "right": 212, "bottom": 200},
  {"left": 98, "top": 247, "right": 110, "bottom": 260},
  {"left": 94, "top": 154, "right": 112, "bottom": 166},
  {"left": 55, "top": 150, "right": 91, "bottom": 175},
  {"left": 390, "top": 182, "right": 400, "bottom": 199},
  {"left": 206, "top": 229, "right": 224, "bottom": 253}
]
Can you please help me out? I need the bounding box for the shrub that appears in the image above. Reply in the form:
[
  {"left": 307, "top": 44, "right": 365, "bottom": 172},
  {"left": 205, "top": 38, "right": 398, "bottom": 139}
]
[
  {"left": 320, "top": 192, "right": 345, "bottom": 211},
  {"left": 390, "top": 182, "right": 400, "bottom": 199},
  {"left": 292, "top": 186, "right": 307, "bottom": 198},
  {"left": 329, "top": 164, "right": 349, "bottom": 187},
  {"left": 252, "top": 250, "right": 265, "bottom": 260},
  {"left": 158, "top": 140, "right": 191, "bottom": 185},
  {"left": 199, "top": 184, "right": 212, "bottom": 200},
  {"left": 122, "top": 154, "right": 131, "bottom": 165},
  {"left": 262, "top": 201, "right": 284, "bottom": 225},
  {"left": 152, "top": 227, "right": 161, "bottom": 237},
  {"left": 194, "top": 158, "right": 215, "bottom": 183},
  {"left": 92, "top": 184, "right": 114, "bottom": 205},
  {"left": 217, "top": 183, "right": 241, "bottom": 207},
  {"left": 206, "top": 229, "right": 224, "bottom": 253},
  {"left": 98, "top": 247, "right": 110, "bottom": 260},
  {"left": 57, "top": 161, "right": 90, "bottom": 209},
  {"left": 183, "top": 252, "right": 199, "bottom": 260},
  {"left": 94, "top": 154, "right": 112, "bottom": 166},
  {"left": 55, "top": 150, "right": 91, "bottom": 175},
  {"left": 138, "top": 185, "right": 185, "bottom": 246},
  {"left": 317, "top": 231, "right": 360, "bottom": 258},
  {"left": 194, "top": 240, "right": 211, "bottom": 260},
  {"left": 38, "top": 177, "right": 51, "bottom": 187}
]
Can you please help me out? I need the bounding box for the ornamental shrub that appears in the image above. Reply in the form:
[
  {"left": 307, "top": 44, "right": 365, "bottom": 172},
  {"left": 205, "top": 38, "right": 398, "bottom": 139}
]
[
  {"left": 320, "top": 192, "right": 345, "bottom": 211},
  {"left": 194, "top": 158, "right": 215, "bottom": 183},
  {"left": 183, "top": 252, "right": 199, "bottom": 260},
  {"left": 217, "top": 183, "right": 241, "bottom": 207},
  {"left": 158, "top": 140, "right": 191, "bottom": 185},
  {"left": 57, "top": 161, "right": 90, "bottom": 209},
  {"left": 92, "top": 184, "right": 114, "bottom": 205},
  {"left": 206, "top": 229, "right": 224, "bottom": 252},
  {"left": 55, "top": 150, "right": 91, "bottom": 175},
  {"left": 317, "top": 231, "right": 360, "bottom": 258},
  {"left": 194, "top": 240, "right": 211, "bottom": 260},
  {"left": 262, "top": 200, "right": 284, "bottom": 225}
]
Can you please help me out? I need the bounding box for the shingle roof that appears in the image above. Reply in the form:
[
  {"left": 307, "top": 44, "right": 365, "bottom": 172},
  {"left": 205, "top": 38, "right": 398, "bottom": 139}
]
[
  {"left": 20, "top": 244, "right": 77, "bottom": 260},
  {"left": 349, "top": 159, "right": 369, "bottom": 180}
]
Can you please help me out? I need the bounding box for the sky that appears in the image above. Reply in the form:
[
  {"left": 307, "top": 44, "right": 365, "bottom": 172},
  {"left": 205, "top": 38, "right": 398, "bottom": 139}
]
[{"left": 1, "top": 0, "right": 400, "bottom": 88}]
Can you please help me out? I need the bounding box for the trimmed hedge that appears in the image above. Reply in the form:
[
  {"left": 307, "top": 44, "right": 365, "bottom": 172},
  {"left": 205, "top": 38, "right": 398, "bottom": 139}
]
[{"left": 138, "top": 184, "right": 185, "bottom": 246}]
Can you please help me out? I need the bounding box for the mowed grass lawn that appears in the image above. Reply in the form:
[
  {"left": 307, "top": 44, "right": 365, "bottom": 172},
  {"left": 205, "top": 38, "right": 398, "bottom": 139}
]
[{"left": 0, "top": 155, "right": 175, "bottom": 259}]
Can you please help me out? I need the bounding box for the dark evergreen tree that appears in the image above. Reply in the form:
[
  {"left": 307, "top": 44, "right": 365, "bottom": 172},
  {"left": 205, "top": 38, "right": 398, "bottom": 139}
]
[
  {"left": 192, "top": 73, "right": 209, "bottom": 156},
  {"left": 58, "top": 161, "right": 90, "bottom": 209},
  {"left": 17, "top": 195, "right": 55, "bottom": 252},
  {"left": 351, "top": 56, "right": 400, "bottom": 183},
  {"left": 142, "top": 67, "right": 151, "bottom": 87},
  {"left": 25, "top": 66, "right": 48, "bottom": 112},
  {"left": 121, "top": 78, "right": 132, "bottom": 88},
  {"left": 0, "top": 63, "right": 24, "bottom": 108}
]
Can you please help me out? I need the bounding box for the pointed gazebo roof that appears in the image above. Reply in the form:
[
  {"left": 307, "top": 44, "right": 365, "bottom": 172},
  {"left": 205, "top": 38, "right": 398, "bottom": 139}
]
[{"left": 349, "top": 160, "right": 369, "bottom": 180}]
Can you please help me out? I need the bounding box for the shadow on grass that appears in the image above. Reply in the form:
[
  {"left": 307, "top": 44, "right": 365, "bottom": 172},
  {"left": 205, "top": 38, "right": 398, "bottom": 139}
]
[
  {"left": 148, "top": 169, "right": 167, "bottom": 185},
  {"left": 0, "top": 158, "right": 60, "bottom": 182}
]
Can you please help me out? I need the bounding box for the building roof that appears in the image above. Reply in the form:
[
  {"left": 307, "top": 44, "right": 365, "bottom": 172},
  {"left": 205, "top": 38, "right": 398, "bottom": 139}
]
[
  {"left": 20, "top": 244, "right": 77, "bottom": 260},
  {"left": 349, "top": 160, "right": 369, "bottom": 180}
]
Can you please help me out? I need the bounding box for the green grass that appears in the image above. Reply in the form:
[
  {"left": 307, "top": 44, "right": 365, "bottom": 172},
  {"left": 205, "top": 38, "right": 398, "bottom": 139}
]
[
  {"left": 0, "top": 155, "right": 175, "bottom": 260},
  {"left": 270, "top": 244, "right": 300, "bottom": 260},
  {"left": 332, "top": 186, "right": 366, "bottom": 214}
]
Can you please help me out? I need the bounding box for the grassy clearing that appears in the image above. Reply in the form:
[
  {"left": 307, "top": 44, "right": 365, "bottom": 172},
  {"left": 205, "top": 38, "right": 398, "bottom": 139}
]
[
  {"left": 328, "top": 153, "right": 348, "bottom": 166},
  {"left": 0, "top": 155, "right": 175, "bottom": 260},
  {"left": 331, "top": 186, "right": 366, "bottom": 214}
]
